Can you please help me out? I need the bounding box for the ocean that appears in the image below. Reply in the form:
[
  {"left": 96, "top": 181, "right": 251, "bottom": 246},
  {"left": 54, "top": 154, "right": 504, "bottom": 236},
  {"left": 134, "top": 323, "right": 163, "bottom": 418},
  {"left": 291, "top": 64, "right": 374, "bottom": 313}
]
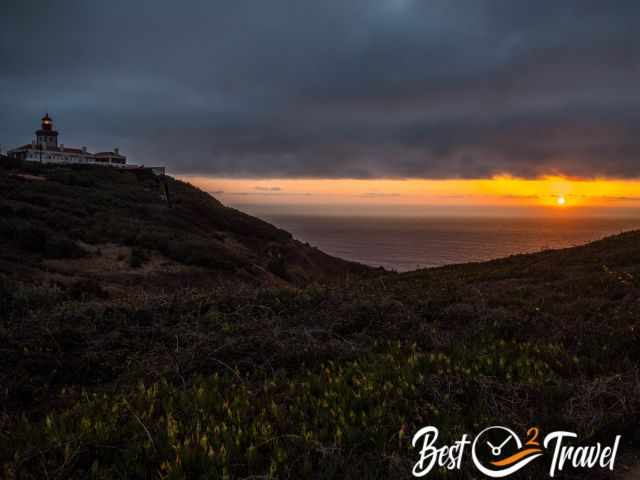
[{"left": 254, "top": 214, "right": 640, "bottom": 271}]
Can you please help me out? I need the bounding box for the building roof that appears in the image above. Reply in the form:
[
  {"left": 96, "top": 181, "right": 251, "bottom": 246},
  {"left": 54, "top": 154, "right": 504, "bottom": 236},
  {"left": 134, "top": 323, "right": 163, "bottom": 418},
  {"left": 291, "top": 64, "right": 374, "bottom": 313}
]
[
  {"left": 9, "top": 144, "right": 92, "bottom": 155},
  {"left": 60, "top": 147, "right": 87, "bottom": 154},
  {"left": 94, "top": 151, "right": 125, "bottom": 157},
  {"left": 10, "top": 144, "right": 127, "bottom": 159}
]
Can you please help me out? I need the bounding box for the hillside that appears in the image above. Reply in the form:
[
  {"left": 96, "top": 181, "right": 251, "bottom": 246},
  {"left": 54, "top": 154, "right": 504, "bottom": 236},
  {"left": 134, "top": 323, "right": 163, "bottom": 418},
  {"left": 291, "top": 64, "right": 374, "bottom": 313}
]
[
  {"left": 0, "top": 160, "right": 370, "bottom": 292},
  {"left": 1, "top": 160, "right": 640, "bottom": 478}
]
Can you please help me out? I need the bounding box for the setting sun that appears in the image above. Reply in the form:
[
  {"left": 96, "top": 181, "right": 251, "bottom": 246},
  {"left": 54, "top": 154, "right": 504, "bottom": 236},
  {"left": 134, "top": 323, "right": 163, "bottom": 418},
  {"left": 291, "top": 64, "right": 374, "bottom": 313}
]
[{"left": 557, "top": 196, "right": 566, "bottom": 206}]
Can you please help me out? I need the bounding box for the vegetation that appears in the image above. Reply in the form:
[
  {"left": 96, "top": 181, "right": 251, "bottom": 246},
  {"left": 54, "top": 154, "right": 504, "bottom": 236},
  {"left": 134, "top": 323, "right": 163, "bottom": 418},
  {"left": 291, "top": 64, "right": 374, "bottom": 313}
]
[
  {"left": 1, "top": 160, "right": 639, "bottom": 478},
  {"left": 0, "top": 161, "right": 368, "bottom": 285}
]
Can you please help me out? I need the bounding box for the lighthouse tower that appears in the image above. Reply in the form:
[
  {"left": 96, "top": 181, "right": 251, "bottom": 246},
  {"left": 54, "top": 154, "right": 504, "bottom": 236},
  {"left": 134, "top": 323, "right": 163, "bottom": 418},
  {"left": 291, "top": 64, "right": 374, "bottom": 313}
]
[{"left": 35, "top": 113, "right": 58, "bottom": 148}]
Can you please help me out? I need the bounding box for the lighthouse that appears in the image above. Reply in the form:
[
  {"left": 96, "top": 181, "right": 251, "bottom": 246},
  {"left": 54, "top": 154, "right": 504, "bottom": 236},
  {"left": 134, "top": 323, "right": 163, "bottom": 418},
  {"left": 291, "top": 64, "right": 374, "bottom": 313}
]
[
  {"left": 35, "top": 113, "right": 59, "bottom": 149},
  {"left": 8, "top": 113, "right": 127, "bottom": 166},
  {"left": 3, "top": 113, "right": 171, "bottom": 173}
]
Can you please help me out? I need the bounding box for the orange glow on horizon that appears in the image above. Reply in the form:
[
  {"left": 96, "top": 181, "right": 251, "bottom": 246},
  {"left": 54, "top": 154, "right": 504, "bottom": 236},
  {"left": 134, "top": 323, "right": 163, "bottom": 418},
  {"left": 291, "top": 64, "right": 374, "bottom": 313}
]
[{"left": 177, "top": 174, "right": 640, "bottom": 211}]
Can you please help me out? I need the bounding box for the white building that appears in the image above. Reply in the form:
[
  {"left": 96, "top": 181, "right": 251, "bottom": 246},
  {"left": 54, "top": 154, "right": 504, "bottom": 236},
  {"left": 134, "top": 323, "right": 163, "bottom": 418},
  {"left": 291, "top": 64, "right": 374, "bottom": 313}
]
[{"left": 8, "top": 113, "right": 127, "bottom": 167}]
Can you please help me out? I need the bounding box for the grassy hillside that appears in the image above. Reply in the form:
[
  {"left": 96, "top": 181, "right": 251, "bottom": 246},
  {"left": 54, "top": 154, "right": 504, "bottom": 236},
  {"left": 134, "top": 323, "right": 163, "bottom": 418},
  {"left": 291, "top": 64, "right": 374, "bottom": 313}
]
[
  {"left": 0, "top": 160, "right": 370, "bottom": 290},
  {"left": 1, "top": 161, "right": 640, "bottom": 478}
]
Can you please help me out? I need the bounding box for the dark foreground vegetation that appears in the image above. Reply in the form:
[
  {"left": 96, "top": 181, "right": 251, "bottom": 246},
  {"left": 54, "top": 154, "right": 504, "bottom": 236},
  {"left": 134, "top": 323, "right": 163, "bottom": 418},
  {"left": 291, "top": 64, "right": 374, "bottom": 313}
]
[{"left": 1, "top": 160, "right": 640, "bottom": 478}]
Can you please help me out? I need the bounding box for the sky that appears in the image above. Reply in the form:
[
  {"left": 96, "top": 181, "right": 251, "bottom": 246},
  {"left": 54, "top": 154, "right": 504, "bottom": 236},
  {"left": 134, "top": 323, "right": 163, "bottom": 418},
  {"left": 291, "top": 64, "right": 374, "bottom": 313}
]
[{"left": 1, "top": 1, "right": 639, "bottom": 212}]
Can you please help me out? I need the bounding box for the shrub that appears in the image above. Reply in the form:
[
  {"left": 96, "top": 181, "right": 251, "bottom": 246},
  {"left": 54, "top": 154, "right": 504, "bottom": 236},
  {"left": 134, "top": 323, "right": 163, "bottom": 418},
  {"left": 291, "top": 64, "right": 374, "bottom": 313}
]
[
  {"left": 267, "top": 255, "right": 288, "bottom": 279},
  {"left": 16, "top": 224, "right": 47, "bottom": 253},
  {"left": 128, "top": 247, "right": 148, "bottom": 269},
  {"left": 0, "top": 276, "right": 14, "bottom": 318},
  {"left": 68, "top": 278, "right": 108, "bottom": 301},
  {"left": 43, "top": 235, "right": 85, "bottom": 259}
]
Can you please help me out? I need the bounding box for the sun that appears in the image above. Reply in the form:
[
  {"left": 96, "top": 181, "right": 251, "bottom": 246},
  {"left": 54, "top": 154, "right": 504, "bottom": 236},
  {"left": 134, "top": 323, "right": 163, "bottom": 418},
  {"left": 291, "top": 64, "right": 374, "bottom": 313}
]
[{"left": 556, "top": 196, "right": 566, "bottom": 206}]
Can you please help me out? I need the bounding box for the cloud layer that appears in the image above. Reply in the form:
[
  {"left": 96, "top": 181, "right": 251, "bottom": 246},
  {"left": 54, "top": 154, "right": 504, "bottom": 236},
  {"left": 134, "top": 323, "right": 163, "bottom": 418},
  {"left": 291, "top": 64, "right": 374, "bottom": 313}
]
[{"left": 1, "top": 0, "right": 639, "bottom": 178}]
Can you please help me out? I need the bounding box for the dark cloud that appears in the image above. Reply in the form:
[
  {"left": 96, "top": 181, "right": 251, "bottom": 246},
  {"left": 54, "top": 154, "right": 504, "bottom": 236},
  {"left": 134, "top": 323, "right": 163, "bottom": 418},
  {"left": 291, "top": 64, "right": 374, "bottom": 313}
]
[{"left": 1, "top": 0, "right": 639, "bottom": 178}]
